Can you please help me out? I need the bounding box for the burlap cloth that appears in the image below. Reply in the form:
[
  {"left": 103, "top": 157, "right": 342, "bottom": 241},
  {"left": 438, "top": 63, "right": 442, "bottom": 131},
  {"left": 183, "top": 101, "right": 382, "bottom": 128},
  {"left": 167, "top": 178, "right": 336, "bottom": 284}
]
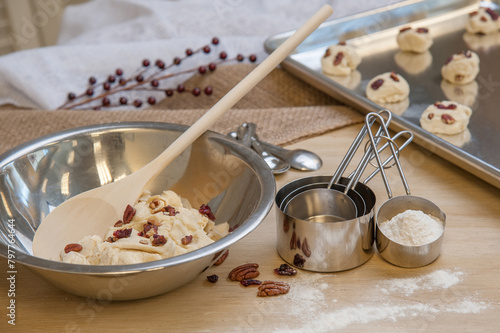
[{"left": 0, "top": 64, "right": 362, "bottom": 154}]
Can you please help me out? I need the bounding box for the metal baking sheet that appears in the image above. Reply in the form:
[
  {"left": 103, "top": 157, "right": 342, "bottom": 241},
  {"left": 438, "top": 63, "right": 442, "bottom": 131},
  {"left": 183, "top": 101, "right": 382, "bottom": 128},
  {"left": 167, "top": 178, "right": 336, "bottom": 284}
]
[{"left": 264, "top": 0, "right": 500, "bottom": 189}]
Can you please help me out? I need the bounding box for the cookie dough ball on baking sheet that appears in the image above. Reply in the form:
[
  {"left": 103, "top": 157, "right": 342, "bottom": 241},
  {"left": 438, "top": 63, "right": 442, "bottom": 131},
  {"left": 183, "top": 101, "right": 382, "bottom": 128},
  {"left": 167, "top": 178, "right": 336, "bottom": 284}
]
[
  {"left": 366, "top": 71, "right": 410, "bottom": 104},
  {"left": 397, "top": 27, "right": 433, "bottom": 53},
  {"left": 321, "top": 43, "right": 361, "bottom": 76},
  {"left": 419, "top": 101, "right": 472, "bottom": 135},
  {"left": 466, "top": 7, "right": 500, "bottom": 35},
  {"left": 441, "top": 50, "right": 480, "bottom": 85}
]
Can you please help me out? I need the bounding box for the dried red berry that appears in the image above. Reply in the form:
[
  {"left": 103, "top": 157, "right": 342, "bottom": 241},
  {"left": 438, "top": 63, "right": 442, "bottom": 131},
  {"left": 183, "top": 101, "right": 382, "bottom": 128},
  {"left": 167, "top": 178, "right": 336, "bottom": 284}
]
[
  {"left": 249, "top": 54, "right": 257, "bottom": 62},
  {"left": 219, "top": 51, "right": 227, "bottom": 60},
  {"left": 199, "top": 204, "right": 216, "bottom": 221},
  {"left": 236, "top": 54, "right": 244, "bottom": 62},
  {"left": 241, "top": 279, "right": 262, "bottom": 287},
  {"left": 212, "top": 37, "right": 220, "bottom": 45},
  {"left": 155, "top": 59, "right": 165, "bottom": 68},
  {"left": 207, "top": 274, "right": 219, "bottom": 283},
  {"left": 177, "top": 84, "right": 185, "bottom": 93},
  {"left": 293, "top": 253, "right": 306, "bottom": 268},
  {"left": 198, "top": 66, "right": 207, "bottom": 74},
  {"left": 203, "top": 45, "right": 211, "bottom": 53},
  {"left": 204, "top": 86, "right": 213, "bottom": 95},
  {"left": 67, "top": 92, "right": 76, "bottom": 100},
  {"left": 133, "top": 99, "right": 142, "bottom": 108},
  {"left": 486, "top": 8, "right": 499, "bottom": 21},
  {"left": 88, "top": 77, "right": 97, "bottom": 85},
  {"left": 119, "top": 97, "right": 128, "bottom": 105},
  {"left": 142, "top": 59, "right": 150, "bottom": 67},
  {"left": 274, "top": 264, "right": 297, "bottom": 276},
  {"left": 192, "top": 87, "right": 201, "bottom": 96},
  {"left": 434, "top": 102, "right": 457, "bottom": 110},
  {"left": 333, "top": 52, "right": 344, "bottom": 66},
  {"left": 115, "top": 68, "right": 123, "bottom": 76},
  {"left": 113, "top": 228, "right": 132, "bottom": 239},
  {"left": 371, "top": 79, "right": 384, "bottom": 90}
]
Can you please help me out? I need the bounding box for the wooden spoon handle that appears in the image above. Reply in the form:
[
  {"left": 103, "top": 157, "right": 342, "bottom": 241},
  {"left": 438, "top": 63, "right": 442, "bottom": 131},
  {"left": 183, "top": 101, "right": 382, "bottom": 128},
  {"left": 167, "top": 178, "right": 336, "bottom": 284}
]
[{"left": 133, "top": 5, "right": 334, "bottom": 184}]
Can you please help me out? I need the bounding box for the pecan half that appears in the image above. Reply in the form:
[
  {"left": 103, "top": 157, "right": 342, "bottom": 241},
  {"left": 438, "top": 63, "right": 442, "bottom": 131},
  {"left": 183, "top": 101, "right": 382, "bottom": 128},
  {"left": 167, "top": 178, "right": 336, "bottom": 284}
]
[
  {"left": 323, "top": 48, "right": 331, "bottom": 58},
  {"left": 64, "top": 243, "right": 83, "bottom": 254},
  {"left": 416, "top": 27, "right": 429, "bottom": 33},
  {"left": 152, "top": 234, "right": 167, "bottom": 246},
  {"left": 441, "top": 114, "right": 455, "bottom": 124},
  {"left": 181, "top": 235, "right": 193, "bottom": 245},
  {"left": 257, "top": 281, "right": 290, "bottom": 297},
  {"left": 228, "top": 263, "right": 260, "bottom": 281},
  {"left": 389, "top": 71, "right": 400, "bottom": 82},
  {"left": 123, "top": 204, "right": 136, "bottom": 224},
  {"left": 427, "top": 113, "right": 434, "bottom": 120},
  {"left": 399, "top": 26, "right": 411, "bottom": 33}
]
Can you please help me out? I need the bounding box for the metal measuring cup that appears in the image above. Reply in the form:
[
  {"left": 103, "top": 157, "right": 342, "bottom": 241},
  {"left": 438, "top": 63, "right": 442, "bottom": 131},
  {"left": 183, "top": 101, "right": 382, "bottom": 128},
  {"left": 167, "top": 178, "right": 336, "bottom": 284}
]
[
  {"left": 365, "top": 112, "right": 447, "bottom": 268},
  {"left": 283, "top": 110, "right": 392, "bottom": 222}
]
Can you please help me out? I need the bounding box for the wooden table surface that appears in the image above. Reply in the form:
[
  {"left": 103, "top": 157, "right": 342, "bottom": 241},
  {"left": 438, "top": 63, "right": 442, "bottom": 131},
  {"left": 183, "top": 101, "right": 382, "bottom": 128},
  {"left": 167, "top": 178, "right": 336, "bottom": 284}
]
[{"left": 2, "top": 123, "right": 500, "bottom": 332}]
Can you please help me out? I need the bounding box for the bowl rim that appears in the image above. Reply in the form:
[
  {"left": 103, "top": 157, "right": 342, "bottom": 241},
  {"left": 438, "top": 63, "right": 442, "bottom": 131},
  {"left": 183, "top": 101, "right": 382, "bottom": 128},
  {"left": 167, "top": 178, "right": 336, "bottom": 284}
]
[{"left": 0, "top": 121, "right": 276, "bottom": 274}]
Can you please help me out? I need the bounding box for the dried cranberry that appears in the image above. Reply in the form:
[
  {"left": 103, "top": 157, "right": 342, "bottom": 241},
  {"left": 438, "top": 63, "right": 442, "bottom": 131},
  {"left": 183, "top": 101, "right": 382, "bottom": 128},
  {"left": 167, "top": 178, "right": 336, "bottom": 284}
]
[
  {"left": 240, "top": 279, "right": 262, "bottom": 287},
  {"left": 113, "top": 228, "right": 132, "bottom": 239},
  {"left": 199, "top": 204, "right": 216, "bottom": 221},
  {"left": 333, "top": 52, "right": 344, "bottom": 66},
  {"left": 371, "top": 79, "right": 384, "bottom": 90},
  {"left": 434, "top": 102, "right": 457, "bottom": 110},
  {"left": 486, "top": 8, "right": 499, "bottom": 21},
  {"left": 274, "top": 264, "right": 297, "bottom": 276},
  {"left": 207, "top": 274, "right": 219, "bottom": 283},
  {"left": 293, "top": 254, "right": 306, "bottom": 268},
  {"left": 152, "top": 234, "right": 167, "bottom": 246}
]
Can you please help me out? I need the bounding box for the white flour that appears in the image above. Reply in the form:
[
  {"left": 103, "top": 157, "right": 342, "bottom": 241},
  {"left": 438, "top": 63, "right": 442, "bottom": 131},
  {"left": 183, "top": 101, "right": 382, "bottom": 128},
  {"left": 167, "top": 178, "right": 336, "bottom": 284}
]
[
  {"left": 273, "top": 269, "right": 489, "bottom": 332},
  {"left": 378, "top": 209, "right": 444, "bottom": 246}
]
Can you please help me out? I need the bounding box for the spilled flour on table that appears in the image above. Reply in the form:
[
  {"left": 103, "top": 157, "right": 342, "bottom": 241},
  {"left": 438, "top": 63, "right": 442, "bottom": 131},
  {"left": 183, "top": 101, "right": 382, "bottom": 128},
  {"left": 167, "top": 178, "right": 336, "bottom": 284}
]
[
  {"left": 274, "top": 269, "right": 489, "bottom": 332},
  {"left": 377, "top": 269, "right": 465, "bottom": 296}
]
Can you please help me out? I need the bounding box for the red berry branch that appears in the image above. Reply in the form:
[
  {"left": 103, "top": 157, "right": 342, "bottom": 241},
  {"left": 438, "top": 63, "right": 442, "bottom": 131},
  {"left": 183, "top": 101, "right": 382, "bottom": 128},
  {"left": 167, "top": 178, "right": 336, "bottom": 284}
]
[{"left": 58, "top": 37, "right": 257, "bottom": 110}]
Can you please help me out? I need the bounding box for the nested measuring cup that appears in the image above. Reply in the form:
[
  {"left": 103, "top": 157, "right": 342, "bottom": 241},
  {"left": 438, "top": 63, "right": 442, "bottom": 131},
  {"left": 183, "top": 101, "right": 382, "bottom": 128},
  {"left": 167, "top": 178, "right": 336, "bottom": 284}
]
[
  {"left": 283, "top": 110, "right": 393, "bottom": 222},
  {"left": 367, "top": 113, "right": 447, "bottom": 268},
  {"left": 275, "top": 111, "right": 414, "bottom": 272}
]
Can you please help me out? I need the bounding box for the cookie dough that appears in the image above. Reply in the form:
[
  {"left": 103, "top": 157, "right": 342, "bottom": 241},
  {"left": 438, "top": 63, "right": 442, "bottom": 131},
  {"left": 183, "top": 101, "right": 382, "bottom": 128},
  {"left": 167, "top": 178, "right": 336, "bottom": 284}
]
[
  {"left": 441, "top": 50, "right": 480, "bottom": 85},
  {"left": 60, "top": 190, "right": 229, "bottom": 265},
  {"left": 420, "top": 101, "right": 472, "bottom": 135},
  {"left": 321, "top": 42, "right": 361, "bottom": 76},
  {"left": 366, "top": 71, "right": 410, "bottom": 104},
  {"left": 397, "top": 27, "right": 433, "bottom": 53},
  {"left": 466, "top": 7, "right": 500, "bottom": 34}
]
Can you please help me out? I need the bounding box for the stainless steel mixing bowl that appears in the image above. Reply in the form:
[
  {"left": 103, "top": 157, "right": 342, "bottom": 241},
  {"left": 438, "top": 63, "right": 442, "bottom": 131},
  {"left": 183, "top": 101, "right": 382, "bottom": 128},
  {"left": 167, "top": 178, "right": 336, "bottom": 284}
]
[{"left": 0, "top": 122, "right": 275, "bottom": 300}]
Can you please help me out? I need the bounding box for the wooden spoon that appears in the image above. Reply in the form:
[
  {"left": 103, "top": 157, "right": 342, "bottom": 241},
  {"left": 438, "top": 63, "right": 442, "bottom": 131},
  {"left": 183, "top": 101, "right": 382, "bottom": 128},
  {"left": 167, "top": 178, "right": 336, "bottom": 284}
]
[{"left": 32, "top": 5, "right": 334, "bottom": 260}]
